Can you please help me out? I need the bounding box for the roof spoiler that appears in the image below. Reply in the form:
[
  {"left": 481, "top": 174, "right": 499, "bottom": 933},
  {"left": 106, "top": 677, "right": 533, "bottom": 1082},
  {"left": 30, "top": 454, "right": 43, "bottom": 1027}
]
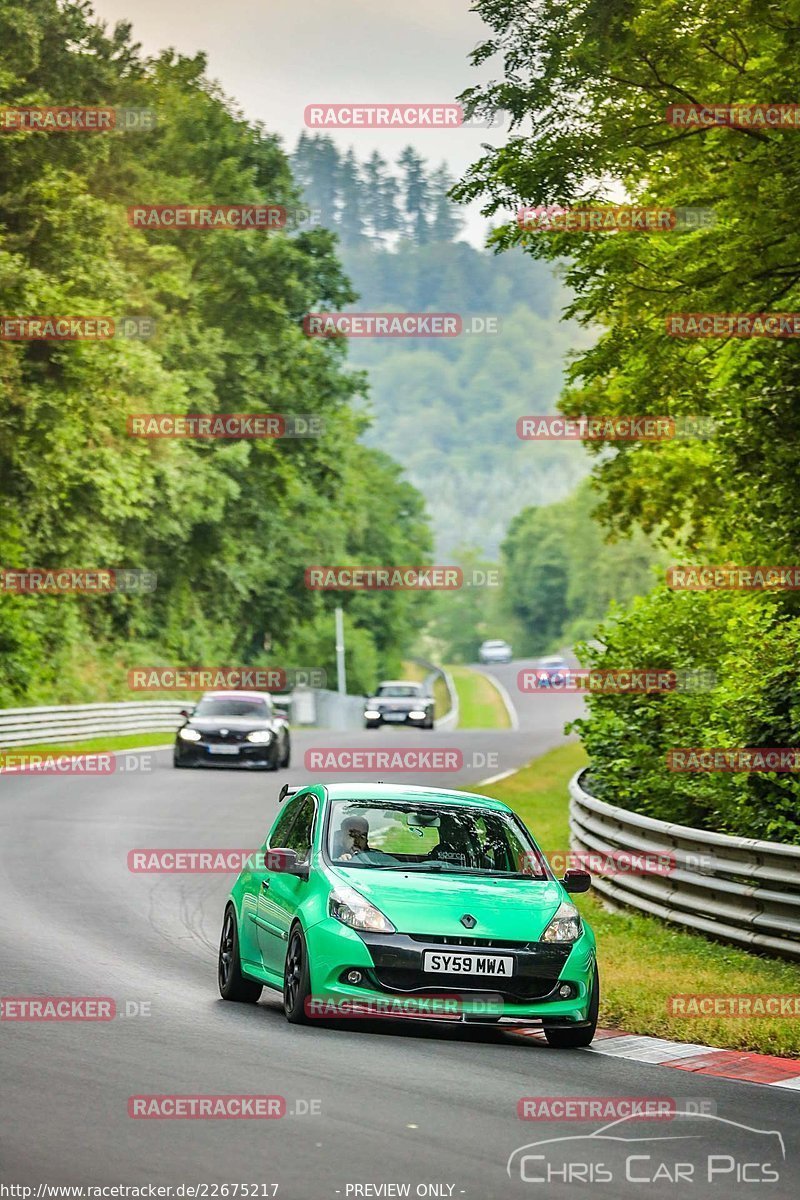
[{"left": 278, "top": 784, "right": 300, "bottom": 804}]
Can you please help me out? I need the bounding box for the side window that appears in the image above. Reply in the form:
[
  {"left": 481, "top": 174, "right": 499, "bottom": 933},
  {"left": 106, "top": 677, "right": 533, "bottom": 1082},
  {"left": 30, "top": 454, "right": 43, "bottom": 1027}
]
[
  {"left": 281, "top": 796, "right": 316, "bottom": 862},
  {"left": 268, "top": 797, "right": 303, "bottom": 848}
]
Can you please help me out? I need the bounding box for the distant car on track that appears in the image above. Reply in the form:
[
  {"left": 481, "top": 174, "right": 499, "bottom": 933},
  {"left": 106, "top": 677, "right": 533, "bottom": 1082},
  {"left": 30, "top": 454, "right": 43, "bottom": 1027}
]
[
  {"left": 218, "top": 781, "right": 598, "bottom": 1044},
  {"left": 174, "top": 690, "right": 290, "bottom": 770},
  {"left": 536, "top": 655, "right": 571, "bottom": 686},
  {"left": 478, "top": 639, "right": 513, "bottom": 664},
  {"left": 363, "top": 680, "right": 434, "bottom": 729}
]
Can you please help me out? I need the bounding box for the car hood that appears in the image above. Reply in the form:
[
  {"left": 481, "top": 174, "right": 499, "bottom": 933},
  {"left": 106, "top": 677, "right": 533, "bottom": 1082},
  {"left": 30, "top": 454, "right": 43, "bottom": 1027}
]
[
  {"left": 328, "top": 867, "right": 564, "bottom": 939},
  {"left": 369, "top": 697, "right": 426, "bottom": 708},
  {"left": 187, "top": 717, "right": 272, "bottom": 732}
]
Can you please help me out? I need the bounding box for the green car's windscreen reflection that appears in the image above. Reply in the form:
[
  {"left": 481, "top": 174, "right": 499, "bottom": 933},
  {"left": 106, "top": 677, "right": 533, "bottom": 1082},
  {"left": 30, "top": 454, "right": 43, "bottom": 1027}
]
[{"left": 328, "top": 801, "right": 549, "bottom": 877}]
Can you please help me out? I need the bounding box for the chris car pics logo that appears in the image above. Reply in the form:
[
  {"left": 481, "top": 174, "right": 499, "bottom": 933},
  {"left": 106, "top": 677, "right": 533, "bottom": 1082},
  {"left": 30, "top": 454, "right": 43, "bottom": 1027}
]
[{"left": 507, "top": 1112, "right": 785, "bottom": 1185}]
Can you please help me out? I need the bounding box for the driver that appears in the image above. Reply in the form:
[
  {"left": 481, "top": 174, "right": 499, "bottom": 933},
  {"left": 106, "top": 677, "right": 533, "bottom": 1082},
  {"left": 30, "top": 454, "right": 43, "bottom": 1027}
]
[{"left": 336, "top": 815, "right": 398, "bottom": 865}]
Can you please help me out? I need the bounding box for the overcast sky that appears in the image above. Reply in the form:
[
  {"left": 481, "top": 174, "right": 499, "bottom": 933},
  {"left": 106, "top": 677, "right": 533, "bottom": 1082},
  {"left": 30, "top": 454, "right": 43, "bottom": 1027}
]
[{"left": 90, "top": 0, "right": 511, "bottom": 243}]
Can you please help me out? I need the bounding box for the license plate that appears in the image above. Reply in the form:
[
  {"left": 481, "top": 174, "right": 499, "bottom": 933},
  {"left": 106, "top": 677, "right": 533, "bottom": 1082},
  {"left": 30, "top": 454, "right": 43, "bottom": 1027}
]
[
  {"left": 422, "top": 950, "right": 513, "bottom": 977},
  {"left": 208, "top": 744, "right": 240, "bottom": 755},
  {"left": 383, "top": 712, "right": 406, "bottom": 721}
]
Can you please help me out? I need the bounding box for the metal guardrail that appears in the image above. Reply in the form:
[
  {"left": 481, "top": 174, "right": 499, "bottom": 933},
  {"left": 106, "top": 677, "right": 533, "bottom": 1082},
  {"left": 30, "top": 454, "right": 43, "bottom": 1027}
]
[
  {"left": 569, "top": 768, "right": 800, "bottom": 959},
  {"left": 568, "top": 772, "right": 800, "bottom": 960},
  {"left": 410, "top": 658, "right": 458, "bottom": 731},
  {"left": 0, "top": 700, "right": 189, "bottom": 747},
  {"left": 0, "top": 697, "right": 295, "bottom": 747}
]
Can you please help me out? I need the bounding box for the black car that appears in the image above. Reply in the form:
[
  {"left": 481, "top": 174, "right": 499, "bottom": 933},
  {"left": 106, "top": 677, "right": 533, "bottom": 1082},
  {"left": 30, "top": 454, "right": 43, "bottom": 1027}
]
[
  {"left": 363, "top": 680, "right": 435, "bottom": 729},
  {"left": 173, "top": 690, "right": 291, "bottom": 770}
]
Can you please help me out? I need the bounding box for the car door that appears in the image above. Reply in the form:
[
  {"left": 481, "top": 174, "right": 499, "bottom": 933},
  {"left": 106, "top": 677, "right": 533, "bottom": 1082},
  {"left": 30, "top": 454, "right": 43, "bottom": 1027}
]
[
  {"left": 254, "top": 798, "right": 303, "bottom": 975},
  {"left": 256, "top": 794, "right": 317, "bottom": 977}
]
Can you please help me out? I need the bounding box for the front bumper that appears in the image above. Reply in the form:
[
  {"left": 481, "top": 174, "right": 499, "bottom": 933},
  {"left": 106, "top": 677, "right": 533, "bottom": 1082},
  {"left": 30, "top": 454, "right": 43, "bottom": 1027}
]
[
  {"left": 305, "top": 920, "right": 596, "bottom": 1023},
  {"left": 174, "top": 739, "right": 274, "bottom": 767},
  {"left": 364, "top": 712, "right": 432, "bottom": 727}
]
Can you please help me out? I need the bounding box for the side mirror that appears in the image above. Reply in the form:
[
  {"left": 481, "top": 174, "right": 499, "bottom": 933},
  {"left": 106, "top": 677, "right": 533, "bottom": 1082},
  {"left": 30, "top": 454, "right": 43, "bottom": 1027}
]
[
  {"left": 265, "top": 847, "right": 309, "bottom": 879},
  {"left": 562, "top": 869, "right": 591, "bottom": 894}
]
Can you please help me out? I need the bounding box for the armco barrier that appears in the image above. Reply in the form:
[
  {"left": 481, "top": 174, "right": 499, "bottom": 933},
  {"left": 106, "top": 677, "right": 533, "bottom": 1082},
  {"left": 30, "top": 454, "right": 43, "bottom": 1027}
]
[
  {"left": 410, "top": 658, "right": 459, "bottom": 731},
  {"left": 0, "top": 700, "right": 189, "bottom": 747},
  {"left": 569, "top": 768, "right": 800, "bottom": 959},
  {"left": 0, "top": 697, "right": 290, "bottom": 747}
]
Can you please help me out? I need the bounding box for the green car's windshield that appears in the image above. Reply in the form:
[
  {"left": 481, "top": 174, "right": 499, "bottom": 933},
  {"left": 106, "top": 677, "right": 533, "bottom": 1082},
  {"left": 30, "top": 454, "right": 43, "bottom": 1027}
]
[{"left": 326, "top": 800, "right": 550, "bottom": 878}]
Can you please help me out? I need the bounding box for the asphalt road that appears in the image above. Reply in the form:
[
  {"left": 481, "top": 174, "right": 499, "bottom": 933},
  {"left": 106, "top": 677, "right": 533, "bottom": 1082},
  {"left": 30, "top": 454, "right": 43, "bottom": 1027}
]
[{"left": 1, "top": 661, "right": 797, "bottom": 1197}]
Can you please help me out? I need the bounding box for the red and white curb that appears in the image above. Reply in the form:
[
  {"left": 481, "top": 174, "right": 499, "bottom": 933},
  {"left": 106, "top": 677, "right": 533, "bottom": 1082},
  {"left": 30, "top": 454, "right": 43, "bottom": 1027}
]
[{"left": 513, "top": 1027, "right": 800, "bottom": 1088}]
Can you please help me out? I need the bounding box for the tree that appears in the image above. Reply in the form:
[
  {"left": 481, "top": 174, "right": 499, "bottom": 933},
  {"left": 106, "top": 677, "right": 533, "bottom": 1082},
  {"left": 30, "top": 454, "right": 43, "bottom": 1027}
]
[
  {"left": 428, "top": 163, "right": 463, "bottom": 243},
  {"left": 398, "top": 146, "right": 430, "bottom": 244}
]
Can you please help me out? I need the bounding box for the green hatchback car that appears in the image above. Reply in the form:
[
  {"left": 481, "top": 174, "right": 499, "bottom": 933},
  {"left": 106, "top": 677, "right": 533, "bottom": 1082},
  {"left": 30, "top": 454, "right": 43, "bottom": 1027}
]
[{"left": 218, "top": 782, "right": 598, "bottom": 1046}]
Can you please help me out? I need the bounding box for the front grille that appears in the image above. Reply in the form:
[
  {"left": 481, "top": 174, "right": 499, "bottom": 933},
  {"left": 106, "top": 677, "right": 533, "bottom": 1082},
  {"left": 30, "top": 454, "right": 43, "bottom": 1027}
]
[
  {"left": 202, "top": 730, "right": 249, "bottom": 743},
  {"left": 360, "top": 933, "right": 572, "bottom": 1003},
  {"left": 371, "top": 966, "right": 561, "bottom": 1002},
  {"left": 408, "top": 935, "right": 537, "bottom": 950}
]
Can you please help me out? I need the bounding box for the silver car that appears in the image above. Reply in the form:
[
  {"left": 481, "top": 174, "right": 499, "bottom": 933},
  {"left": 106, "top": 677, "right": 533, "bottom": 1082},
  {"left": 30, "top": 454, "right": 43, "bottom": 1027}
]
[{"left": 478, "top": 639, "right": 513, "bottom": 664}]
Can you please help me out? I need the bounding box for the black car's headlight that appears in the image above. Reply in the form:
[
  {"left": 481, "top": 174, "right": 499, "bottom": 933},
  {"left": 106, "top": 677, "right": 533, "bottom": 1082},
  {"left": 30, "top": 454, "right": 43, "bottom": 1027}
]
[
  {"left": 329, "top": 885, "right": 395, "bottom": 933},
  {"left": 541, "top": 901, "right": 582, "bottom": 943},
  {"left": 178, "top": 727, "right": 201, "bottom": 742},
  {"left": 246, "top": 730, "right": 274, "bottom": 744}
]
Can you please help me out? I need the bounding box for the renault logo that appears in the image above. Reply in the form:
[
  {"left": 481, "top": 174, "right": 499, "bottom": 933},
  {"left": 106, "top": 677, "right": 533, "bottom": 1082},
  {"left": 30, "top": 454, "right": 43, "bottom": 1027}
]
[{"left": 460, "top": 914, "right": 477, "bottom": 929}]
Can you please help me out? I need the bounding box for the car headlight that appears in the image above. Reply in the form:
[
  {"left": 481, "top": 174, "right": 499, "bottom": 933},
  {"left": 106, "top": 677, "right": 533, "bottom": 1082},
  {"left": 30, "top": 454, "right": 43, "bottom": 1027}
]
[
  {"left": 408, "top": 710, "right": 427, "bottom": 719},
  {"left": 364, "top": 709, "right": 381, "bottom": 719},
  {"left": 541, "top": 901, "right": 582, "bottom": 943},
  {"left": 329, "top": 885, "right": 395, "bottom": 933},
  {"left": 178, "top": 727, "right": 201, "bottom": 742},
  {"left": 246, "top": 729, "right": 274, "bottom": 744}
]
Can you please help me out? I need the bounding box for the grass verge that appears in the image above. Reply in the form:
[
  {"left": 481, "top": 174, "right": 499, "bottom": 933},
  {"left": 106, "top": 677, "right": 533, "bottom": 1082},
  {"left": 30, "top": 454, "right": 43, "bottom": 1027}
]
[
  {"left": 448, "top": 665, "right": 510, "bottom": 730},
  {"left": 475, "top": 742, "right": 800, "bottom": 1058},
  {"left": 1, "top": 731, "right": 175, "bottom": 759},
  {"left": 401, "top": 661, "right": 452, "bottom": 720}
]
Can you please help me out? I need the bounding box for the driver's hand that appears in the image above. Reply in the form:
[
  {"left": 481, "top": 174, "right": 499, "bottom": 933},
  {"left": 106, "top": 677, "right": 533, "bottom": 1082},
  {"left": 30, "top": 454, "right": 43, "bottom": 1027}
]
[{"left": 339, "top": 852, "right": 353, "bottom": 861}]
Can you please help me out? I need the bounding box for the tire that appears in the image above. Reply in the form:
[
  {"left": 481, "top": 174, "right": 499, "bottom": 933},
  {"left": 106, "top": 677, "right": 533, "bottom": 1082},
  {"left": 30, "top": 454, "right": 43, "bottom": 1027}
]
[
  {"left": 283, "top": 923, "right": 312, "bottom": 1024},
  {"left": 173, "top": 751, "right": 191, "bottom": 768},
  {"left": 543, "top": 968, "right": 599, "bottom": 1048},
  {"left": 424, "top": 717, "right": 434, "bottom": 730},
  {"left": 218, "top": 905, "right": 262, "bottom": 1003},
  {"left": 279, "top": 733, "right": 291, "bottom": 769},
  {"left": 264, "top": 740, "right": 280, "bottom": 771}
]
